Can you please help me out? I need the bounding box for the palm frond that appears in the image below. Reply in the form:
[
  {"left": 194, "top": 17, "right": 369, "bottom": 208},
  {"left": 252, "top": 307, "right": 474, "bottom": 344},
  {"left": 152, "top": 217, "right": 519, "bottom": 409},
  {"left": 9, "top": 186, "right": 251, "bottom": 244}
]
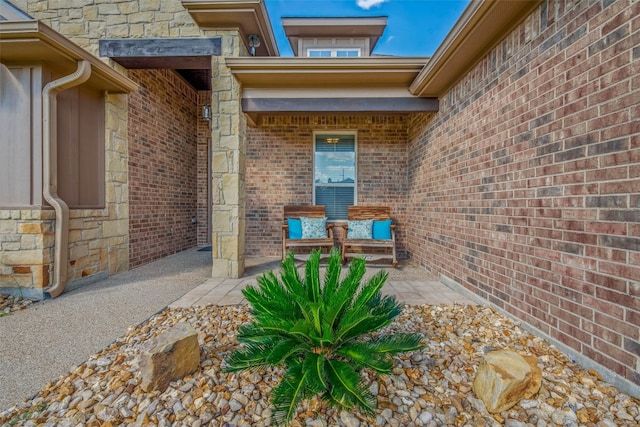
[
  {"left": 336, "top": 309, "right": 397, "bottom": 343},
  {"left": 236, "top": 324, "right": 282, "bottom": 344},
  {"left": 350, "top": 269, "right": 388, "bottom": 314},
  {"left": 243, "top": 277, "right": 299, "bottom": 320},
  {"left": 271, "top": 362, "right": 309, "bottom": 426},
  {"left": 279, "top": 251, "right": 305, "bottom": 298},
  {"left": 304, "top": 249, "right": 322, "bottom": 303},
  {"left": 259, "top": 318, "right": 315, "bottom": 341},
  {"left": 325, "top": 359, "right": 376, "bottom": 415},
  {"left": 323, "top": 257, "right": 366, "bottom": 330},
  {"left": 223, "top": 343, "right": 272, "bottom": 372},
  {"left": 335, "top": 342, "right": 393, "bottom": 373},
  {"left": 370, "top": 294, "right": 403, "bottom": 318},
  {"left": 367, "top": 333, "right": 425, "bottom": 354},
  {"left": 266, "top": 339, "right": 309, "bottom": 365},
  {"left": 322, "top": 248, "right": 343, "bottom": 300},
  {"left": 303, "top": 352, "right": 328, "bottom": 392}
]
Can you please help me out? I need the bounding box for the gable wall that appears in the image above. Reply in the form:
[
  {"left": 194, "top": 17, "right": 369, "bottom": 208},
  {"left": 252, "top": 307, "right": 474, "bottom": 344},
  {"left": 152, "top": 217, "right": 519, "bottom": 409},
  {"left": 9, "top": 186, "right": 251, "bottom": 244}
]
[
  {"left": 407, "top": 0, "right": 640, "bottom": 391},
  {"left": 245, "top": 114, "right": 411, "bottom": 257}
]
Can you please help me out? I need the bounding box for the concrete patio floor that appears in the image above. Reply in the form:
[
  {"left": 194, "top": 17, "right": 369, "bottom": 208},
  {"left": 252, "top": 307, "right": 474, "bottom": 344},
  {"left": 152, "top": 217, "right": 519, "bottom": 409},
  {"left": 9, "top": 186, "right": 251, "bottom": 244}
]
[{"left": 171, "top": 255, "right": 476, "bottom": 308}]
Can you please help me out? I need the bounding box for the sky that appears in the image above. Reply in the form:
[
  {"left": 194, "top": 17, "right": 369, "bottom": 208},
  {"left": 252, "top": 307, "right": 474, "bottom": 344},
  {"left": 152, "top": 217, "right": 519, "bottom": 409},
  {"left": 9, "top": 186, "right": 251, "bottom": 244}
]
[{"left": 264, "top": 0, "right": 470, "bottom": 57}]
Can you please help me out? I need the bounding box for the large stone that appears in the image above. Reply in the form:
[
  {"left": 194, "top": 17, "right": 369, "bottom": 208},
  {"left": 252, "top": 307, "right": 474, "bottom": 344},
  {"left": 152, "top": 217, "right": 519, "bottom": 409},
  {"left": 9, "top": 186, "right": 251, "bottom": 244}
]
[
  {"left": 473, "top": 349, "right": 542, "bottom": 413},
  {"left": 139, "top": 322, "right": 200, "bottom": 392}
]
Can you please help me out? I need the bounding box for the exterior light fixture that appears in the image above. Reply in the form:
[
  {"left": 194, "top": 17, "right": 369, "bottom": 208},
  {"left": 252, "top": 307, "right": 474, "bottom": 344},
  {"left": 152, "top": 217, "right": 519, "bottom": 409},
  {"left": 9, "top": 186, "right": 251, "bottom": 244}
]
[
  {"left": 202, "top": 104, "right": 211, "bottom": 121},
  {"left": 248, "top": 34, "right": 261, "bottom": 56}
]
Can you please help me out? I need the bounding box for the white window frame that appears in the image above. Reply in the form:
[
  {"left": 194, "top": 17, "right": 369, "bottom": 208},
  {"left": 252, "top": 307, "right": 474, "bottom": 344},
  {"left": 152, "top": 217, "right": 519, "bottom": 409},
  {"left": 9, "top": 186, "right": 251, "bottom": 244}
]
[
  {"left": 306, "top": 48, "right": 361, "bottom": 58},
  {"left": 313, "top": 131, "right": 358, "bottom": 221}
]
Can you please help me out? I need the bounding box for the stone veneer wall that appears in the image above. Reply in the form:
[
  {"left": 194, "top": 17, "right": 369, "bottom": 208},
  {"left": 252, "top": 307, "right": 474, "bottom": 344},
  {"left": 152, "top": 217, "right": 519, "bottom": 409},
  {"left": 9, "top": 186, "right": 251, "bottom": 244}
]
[
  {"left": 0, "top": 210, "right": 53, "bottom": 296},
  {"left": 210, "top": 48, "right": 247, "bottom": 278},
  {"left": 245, "top": 114, "right": 410, "bottom": 257},
  {"left": 407, "top": 0, "right": 639, "bottom": 392},
  {"left": 12, "top": 0, "right": 202, "bottom": 55},
  {"left": 197, "top": 92, "right": 212, "bottom": 246},
  {"left": 127, "top": 69, "right": 198, "bottom": 267}
]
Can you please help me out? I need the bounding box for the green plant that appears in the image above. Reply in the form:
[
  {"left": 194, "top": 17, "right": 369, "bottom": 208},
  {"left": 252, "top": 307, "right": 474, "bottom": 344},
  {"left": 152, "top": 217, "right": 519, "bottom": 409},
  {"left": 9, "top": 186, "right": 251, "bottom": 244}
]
[{"left": 224, "top": 249, "right": 424, "bottom": 425}]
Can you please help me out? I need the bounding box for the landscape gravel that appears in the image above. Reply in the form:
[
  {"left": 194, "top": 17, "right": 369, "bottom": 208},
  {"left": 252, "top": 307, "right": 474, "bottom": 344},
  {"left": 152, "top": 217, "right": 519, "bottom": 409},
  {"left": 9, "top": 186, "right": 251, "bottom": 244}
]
[
  {"left": 0, "top": 295, "right": 37, "bottom": 316},
  {"left": 1, "top": 303, "right": 638, "bottom": 427}
]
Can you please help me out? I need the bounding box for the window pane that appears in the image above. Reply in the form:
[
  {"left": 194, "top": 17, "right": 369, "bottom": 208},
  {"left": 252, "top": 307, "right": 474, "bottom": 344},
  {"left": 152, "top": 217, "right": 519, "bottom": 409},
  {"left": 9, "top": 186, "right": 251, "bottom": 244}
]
[
  {"left": 314, "top": 135, "right": 355, "bottom": 184},
  {"left": 336, "top": 50, "right": 360, "bottom": 57},
  {"left": 315, "top": 187, "right": 354, "bottom": 221},
  {"left": 308, "top": 50, "right": 331, "bottom": 57},
  {"left": 314, "top": 134, "right": 356, "bottom": 220}
]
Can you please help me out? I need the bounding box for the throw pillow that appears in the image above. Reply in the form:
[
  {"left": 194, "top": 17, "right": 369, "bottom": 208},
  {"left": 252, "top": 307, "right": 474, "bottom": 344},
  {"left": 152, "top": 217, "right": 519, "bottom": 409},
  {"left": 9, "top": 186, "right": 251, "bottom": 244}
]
[
  {"left": 372, "top": 219, "right": 393, "bottom": 240},
  {"left": 301, "top": 217, "right": 327, "bottom": 239},
  {"left": 287, "top": 218, "right": 302, "bottom": 239},
  {"left": 347, "top": 219, "right": 373, "bottom": 239}
]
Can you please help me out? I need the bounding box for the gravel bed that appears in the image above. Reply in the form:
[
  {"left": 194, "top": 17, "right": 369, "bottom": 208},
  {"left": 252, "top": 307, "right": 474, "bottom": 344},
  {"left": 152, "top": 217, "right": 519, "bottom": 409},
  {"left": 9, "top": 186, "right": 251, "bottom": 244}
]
[
  {"left": 1, "top": 304, "right": 638, "bottom": 427},
  {"left": 0, "top": 295, "right": 37, "bottom": 317}
]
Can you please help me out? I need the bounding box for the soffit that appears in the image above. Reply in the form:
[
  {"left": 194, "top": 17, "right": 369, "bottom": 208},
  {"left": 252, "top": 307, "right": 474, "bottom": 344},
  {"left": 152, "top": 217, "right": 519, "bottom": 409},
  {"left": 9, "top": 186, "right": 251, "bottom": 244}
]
[
  {"left": 181, "top": 0, "right": 278, "bottom": 56},
  {"left": 410, "top": 0, "right": 543, "bottom": 97},
  {"left": 0, "top": 21, "right": 138, "bottom": 93},
  {"left": 226, "top": 56, "right": 428, "bottom": 87},
  {"left": 282, "top": 16, "right": 387, "bottom": 56}
]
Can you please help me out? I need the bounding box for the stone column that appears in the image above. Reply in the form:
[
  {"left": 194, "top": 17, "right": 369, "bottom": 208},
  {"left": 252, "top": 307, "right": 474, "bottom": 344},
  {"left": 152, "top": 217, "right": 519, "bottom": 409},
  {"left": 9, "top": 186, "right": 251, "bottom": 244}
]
[{"left": 210, "top": 34, "right": 246, "bottom": 278}]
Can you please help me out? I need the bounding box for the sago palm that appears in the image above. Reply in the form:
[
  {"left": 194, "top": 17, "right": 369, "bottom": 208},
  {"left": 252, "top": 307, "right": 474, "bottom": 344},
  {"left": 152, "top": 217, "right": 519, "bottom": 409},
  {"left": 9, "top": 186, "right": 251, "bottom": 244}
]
[{"left": 224, "top": 248, "right": 424, "bottom": 425}]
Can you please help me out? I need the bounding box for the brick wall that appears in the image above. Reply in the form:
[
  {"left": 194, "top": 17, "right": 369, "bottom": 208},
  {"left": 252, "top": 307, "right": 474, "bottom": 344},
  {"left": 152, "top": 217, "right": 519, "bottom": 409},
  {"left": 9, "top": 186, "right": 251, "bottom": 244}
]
[
  {"left": 246, "top": 114, "right": 410, "bottom": 257},
  {"left": 407, "top": 0, "right": 639, "bottom": 388},
  {"left": 128, "top": 69, "right": 199, "bottom": 267}
]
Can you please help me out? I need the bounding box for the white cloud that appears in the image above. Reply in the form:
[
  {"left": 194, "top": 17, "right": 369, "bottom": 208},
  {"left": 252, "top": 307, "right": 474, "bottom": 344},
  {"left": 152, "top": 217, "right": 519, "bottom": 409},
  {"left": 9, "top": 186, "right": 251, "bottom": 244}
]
[{"left": 356, "top": 0, "right": 388, "bottom": 10}]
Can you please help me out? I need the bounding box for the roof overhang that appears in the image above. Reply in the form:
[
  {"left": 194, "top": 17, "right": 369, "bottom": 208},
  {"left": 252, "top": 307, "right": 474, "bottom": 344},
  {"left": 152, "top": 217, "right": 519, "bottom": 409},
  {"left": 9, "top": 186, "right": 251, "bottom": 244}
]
[
  {"left": 282, "top": 16, "right": 387, "bottom": 56},
  {"left": 0, "top": 20, "right": 138, "bottom": 93},
  {"left": 226, "top": 57, "right": 436, "bottom": 125},
  {"left": 181, "top": 0, "right": 278, "bottom": 56},
  {"left": 227, "top": 56, "right": 429, "bottom": 87},
  {"left": 410, "top": 0, "right": 543, "bottom": 97}
]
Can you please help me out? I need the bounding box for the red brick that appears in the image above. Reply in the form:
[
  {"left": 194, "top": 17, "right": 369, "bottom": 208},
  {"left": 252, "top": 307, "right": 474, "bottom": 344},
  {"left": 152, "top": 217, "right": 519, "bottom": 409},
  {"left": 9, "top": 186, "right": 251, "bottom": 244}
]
[
  {"left": 583, "top": 319, "right": 622, "bottom": 346},
  {"left": 592, "top": 338, "right": 636, "bottom": 368},
  {"left": 596, "top": 285, "right": 640, "bottom": 311},
  {"left": 595, "top": 312, "right": 639, "bottom": 340},
  {"left": 128, "top": 70, "right": 199, "bottom": 267}
]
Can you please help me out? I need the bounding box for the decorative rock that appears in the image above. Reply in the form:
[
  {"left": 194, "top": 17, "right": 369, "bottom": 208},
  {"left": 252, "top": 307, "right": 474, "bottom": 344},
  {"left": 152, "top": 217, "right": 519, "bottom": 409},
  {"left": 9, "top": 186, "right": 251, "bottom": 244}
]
[
  {"left": 473, "top": 349, "right": 542, "bottom": 413},
  {"left": 2, "top": 305, "right": 639, "bottom": 427},
  {"left": 139, "top": 322, "right": 200, "bottom": 392}
]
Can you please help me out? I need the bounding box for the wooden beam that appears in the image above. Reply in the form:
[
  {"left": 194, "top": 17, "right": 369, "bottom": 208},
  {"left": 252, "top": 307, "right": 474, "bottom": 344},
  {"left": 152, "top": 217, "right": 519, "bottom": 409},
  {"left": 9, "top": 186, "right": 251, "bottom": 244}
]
[
  {"left": 99, "top": 37, "right": 221, "bottom": 69},
  {"left": 242, "top": 97, "right": 439, "bottom": 113}
]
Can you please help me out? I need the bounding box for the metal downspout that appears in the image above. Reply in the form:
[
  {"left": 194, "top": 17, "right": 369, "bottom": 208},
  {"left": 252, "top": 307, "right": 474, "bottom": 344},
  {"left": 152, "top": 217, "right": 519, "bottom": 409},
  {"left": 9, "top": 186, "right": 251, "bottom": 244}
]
[{"left": 42, "top": 60, "right": 91, "bottom": 299}]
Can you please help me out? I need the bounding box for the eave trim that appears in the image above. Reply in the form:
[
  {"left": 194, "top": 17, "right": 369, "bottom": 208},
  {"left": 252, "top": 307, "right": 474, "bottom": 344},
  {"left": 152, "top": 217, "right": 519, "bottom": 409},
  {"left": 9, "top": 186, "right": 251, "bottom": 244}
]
[
  {"left": 410, "top": 0, "right": 543, "bottom": 97},
  {"left": 0, "top": 20, "right": 138, "bottom": 93}
]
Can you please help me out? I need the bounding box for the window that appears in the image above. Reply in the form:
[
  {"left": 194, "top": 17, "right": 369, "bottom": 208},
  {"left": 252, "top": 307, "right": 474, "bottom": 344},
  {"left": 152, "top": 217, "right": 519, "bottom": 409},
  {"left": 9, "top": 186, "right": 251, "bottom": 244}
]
[
  {"left": 314, "top": 133, "right": 356, "bottom": 221},
  {"left": 307, "top": 48, "right": 360, "bottom": 58}
]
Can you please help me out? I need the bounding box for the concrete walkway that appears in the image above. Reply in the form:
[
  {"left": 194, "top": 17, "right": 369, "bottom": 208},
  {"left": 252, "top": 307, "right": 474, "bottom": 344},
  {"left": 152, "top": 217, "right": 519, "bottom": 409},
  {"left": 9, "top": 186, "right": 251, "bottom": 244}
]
[
  {"left": 0, "top": 248, "right": 211, "bottom": 410},
  {"left": 0, "top": 248, "right": 474, "bottom": 411},
  {"left": 171, "top": 256, "right": 476, "bottom": 308}
]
